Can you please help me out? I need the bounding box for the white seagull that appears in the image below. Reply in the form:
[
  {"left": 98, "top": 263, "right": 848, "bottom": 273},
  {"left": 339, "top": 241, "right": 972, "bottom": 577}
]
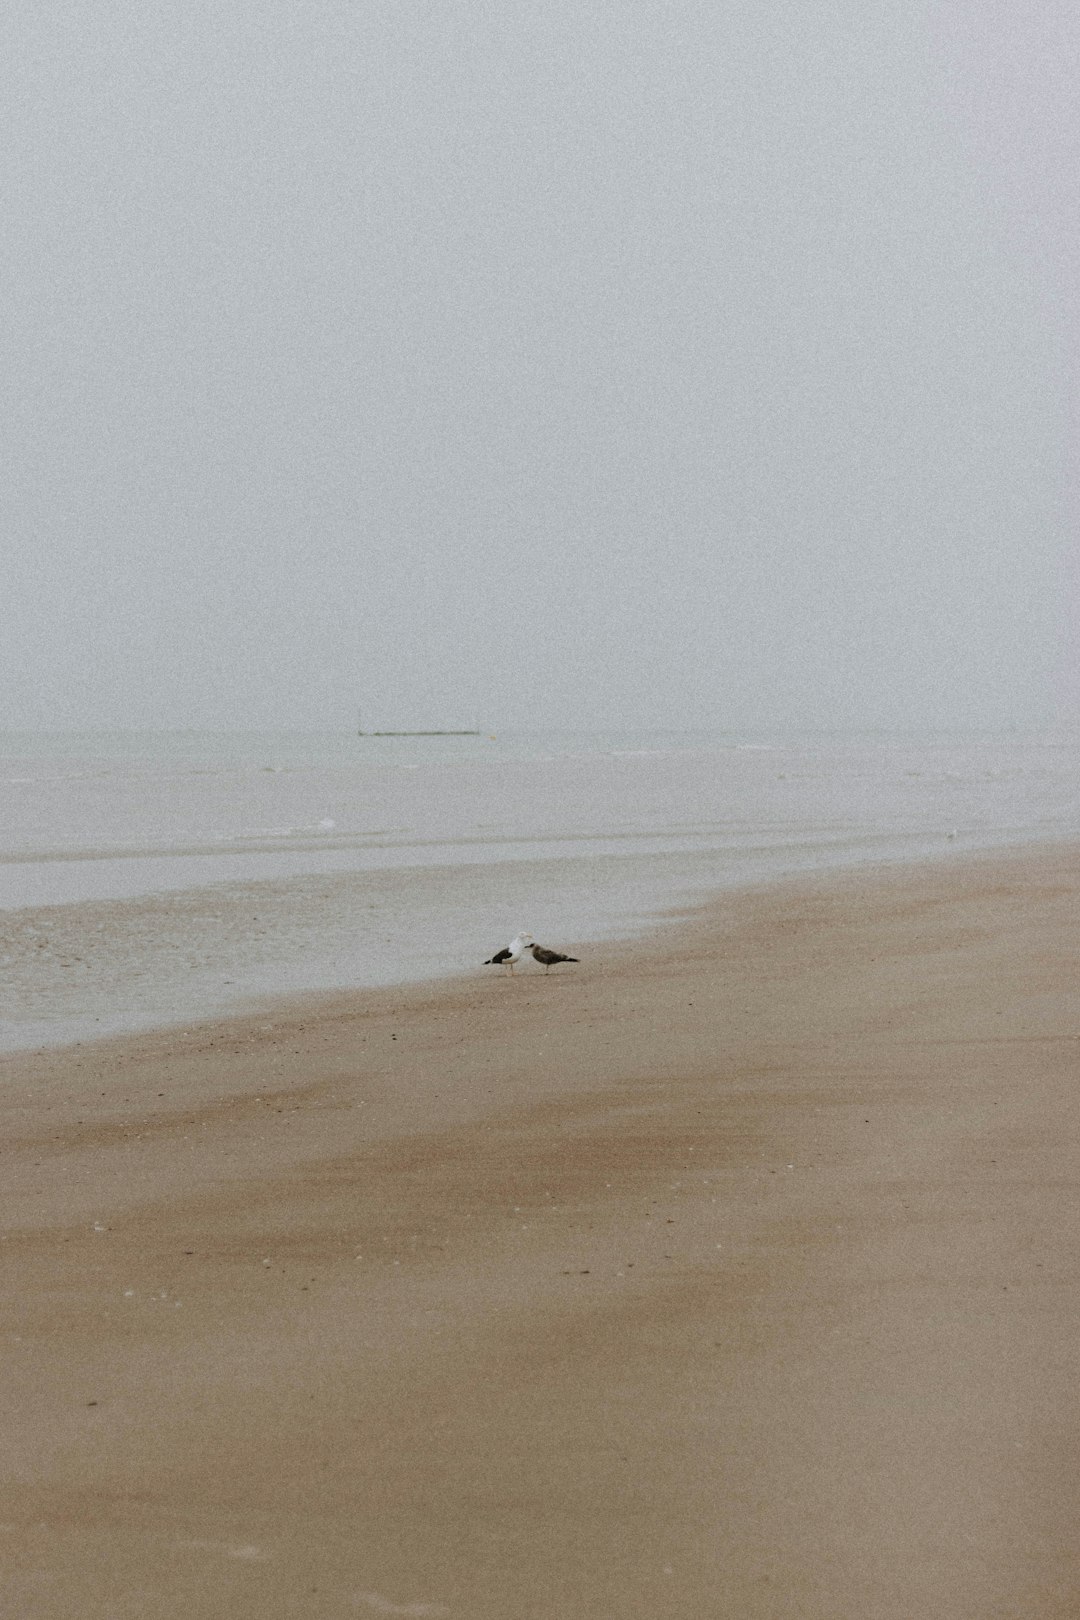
[{"left": 484, "top": 932, "right": 534, "bottom": 975}]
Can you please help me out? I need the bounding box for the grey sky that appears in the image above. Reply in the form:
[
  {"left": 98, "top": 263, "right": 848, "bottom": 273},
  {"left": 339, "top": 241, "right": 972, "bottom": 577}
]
[{"left": 3, "top": 2, "right": 1075, "bottom": 731}]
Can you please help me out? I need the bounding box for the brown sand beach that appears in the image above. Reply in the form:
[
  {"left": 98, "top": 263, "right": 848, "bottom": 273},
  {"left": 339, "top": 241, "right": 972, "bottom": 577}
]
[{"left": 2, "top": 843, "right": 1080, "bottom": 1618}]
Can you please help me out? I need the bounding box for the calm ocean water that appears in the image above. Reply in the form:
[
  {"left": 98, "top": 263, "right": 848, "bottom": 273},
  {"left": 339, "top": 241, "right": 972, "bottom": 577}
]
[{"left": 1, "top": 728, "right": 1077, "bottom": 1052}]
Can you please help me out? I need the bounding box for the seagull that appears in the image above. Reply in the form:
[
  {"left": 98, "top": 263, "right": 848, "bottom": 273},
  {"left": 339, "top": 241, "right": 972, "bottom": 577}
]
[
  {"left": 484, "top": 932, "right": 534, "bottom": 974},
  {"left": 531, "top": 943, "right": 579, "bottom": 974}
]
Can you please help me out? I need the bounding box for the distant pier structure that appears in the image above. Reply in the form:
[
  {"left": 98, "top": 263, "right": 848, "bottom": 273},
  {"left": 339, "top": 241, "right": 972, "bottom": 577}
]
[{"left": 357, "top": 713, "right": 481, "bottom": 736}]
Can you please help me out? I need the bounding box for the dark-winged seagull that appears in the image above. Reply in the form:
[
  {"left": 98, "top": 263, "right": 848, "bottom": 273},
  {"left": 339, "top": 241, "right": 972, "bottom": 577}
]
[
  {"left": 484, "top": 932, "right": 533, "bottom": 974},
  {"left": 531, "top": 944, "right": 579, "bottom": 974}
]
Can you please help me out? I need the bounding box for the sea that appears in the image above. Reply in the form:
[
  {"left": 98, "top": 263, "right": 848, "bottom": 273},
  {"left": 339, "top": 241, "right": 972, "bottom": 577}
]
[{"left": 1, "top": 727, "right": 1077, "bottom": 1053}]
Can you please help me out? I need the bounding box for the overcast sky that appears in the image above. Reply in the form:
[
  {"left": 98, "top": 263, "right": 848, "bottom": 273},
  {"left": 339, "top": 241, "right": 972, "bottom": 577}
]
[{"left": 2, "top": 1, "right": 1075, "bottom": 731}]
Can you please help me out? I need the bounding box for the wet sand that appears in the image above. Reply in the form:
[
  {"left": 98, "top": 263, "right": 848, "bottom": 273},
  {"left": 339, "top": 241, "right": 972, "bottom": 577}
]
[{"left": 3, "top": 844, "right": 1080, "bottom": 1618}]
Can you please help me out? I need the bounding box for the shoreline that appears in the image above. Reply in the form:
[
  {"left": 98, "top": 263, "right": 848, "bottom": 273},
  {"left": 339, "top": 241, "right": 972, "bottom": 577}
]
[
  {"left": 5, "top": 724, "right": 1078, "bottom": 1058},
  {"left": 1, "top": 831, "right": 1071, "bottom": 1059},
  {"left": 3, "top": 842, "right": 1080, "bottom": 1617}
]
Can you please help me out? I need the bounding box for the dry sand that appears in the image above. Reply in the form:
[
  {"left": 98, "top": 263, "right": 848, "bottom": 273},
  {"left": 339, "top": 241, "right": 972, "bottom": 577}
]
[{"left": 2, "top": 844, "right": 1080, "bottom": 1618}]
